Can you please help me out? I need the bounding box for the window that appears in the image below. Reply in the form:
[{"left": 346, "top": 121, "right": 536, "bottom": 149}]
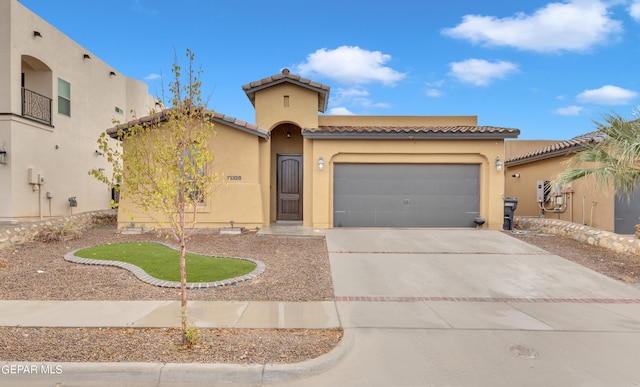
[
  {"left": 58, "top": 78, "right": 70, "bottom": 116},
  {"left": 181, "top": 145, "right": 207, "bottom": 205},
  {"left": 115, "top": 106, "right": 124, "bottom": 115}
]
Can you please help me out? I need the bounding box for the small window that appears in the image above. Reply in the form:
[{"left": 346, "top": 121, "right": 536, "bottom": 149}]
[
  {"left": 284, "top": 95, "right": 290, "bottom": 108},
  {"left": 58, "top": 78, "right": 70, "bottom": 116},
  {"left": 115, "top": 106, "right": 124, "bottom": 115}
]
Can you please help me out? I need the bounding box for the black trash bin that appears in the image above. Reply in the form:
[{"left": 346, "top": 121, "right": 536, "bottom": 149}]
[{"left": 503, "top": 197, "right": 518, "bottom": 230}]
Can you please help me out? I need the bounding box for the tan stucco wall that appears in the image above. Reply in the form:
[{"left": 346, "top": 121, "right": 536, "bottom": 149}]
[
  {"left": 254, "top": 83, "right": 319, "bottom": 130},
  {"left": 505, "top": 156, "right": 615, "bottom": 231},
  {"left": 0, "top": 0, "right": 154, "bottom": 220},
  {"left": 305, "top": 138, "right": 506, "bottom": 230},
  {"left": 116, "top": 122, "right": 266, "bottom": 229},
  {"left": 252, "top": 82, "right": 321, "bottom": 225}
]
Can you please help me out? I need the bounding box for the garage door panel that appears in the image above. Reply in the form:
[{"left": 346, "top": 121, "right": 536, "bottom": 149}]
[{"left": 333, "top": 164, "right": 480, "bottom": 228}]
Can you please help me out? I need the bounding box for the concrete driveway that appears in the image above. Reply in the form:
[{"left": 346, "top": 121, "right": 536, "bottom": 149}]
[
  {"left": 327, "top": 229, "right": 640, "bottom": 299},
  {"left": 284, "top": 229, "right": 640, "bottom": 387}
]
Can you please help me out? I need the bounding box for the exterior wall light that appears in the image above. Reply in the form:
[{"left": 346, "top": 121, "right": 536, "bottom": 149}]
[
  {"left": 318, "top": 156, "right": 324, "bottom": 171},
  {"left": 0, "top": 148, "right": 6, "bottom": 165},
  {"left": 495, "top": 156, "right": 503, "bottom": 172}
]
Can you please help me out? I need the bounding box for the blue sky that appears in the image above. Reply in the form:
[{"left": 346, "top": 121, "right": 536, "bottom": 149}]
[{"left": 20, "top": 0, "right": 640, "bottom": 139}]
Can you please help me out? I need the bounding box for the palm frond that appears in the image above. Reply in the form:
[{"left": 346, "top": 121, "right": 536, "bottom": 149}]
[{"left": 554, "top": 109, "right": 640, "bottom": 198}]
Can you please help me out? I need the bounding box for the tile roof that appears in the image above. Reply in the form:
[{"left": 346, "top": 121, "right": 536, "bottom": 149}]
[
  {"left": 106, "top": 107, "right": 269, "bottom": 139},
  {"left": 302, "top": 125, "right": 520, "bottom": 139},
  {"left": 505, "top": 131, "right": 604, "bottom": 166},
  {"left": 242, "top": 69, "right": 330, "bottom": 113}
]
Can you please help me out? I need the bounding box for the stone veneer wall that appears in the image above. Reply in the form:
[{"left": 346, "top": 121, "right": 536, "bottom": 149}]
[
  {"left": 514, "top": 216, "right": 640, "bottom": 256},
  {"left": 0, "top": 210, "right": 116, "bottom": 251}
]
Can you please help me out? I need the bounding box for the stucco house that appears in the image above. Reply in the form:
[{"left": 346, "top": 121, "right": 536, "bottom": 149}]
[
  {"left": 505, "top": 132, "right": 640, "bottom": 234},
  {"left": 111, "top": 69, "right": 519, "bottom": 230},
  {"left": 0, "top": 0, "right": 153, "bottom": 222}
]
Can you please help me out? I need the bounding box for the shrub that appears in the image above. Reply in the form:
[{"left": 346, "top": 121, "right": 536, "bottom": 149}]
[{"left": 36, "top": 222, "right": 83, "bottom": 243}]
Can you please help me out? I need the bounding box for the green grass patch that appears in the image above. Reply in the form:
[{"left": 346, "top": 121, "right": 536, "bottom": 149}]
[{"left": 75, "top": 242, "right": 256, "bottom": 282}]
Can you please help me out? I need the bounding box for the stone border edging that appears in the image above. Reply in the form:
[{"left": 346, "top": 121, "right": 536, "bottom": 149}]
[
  {"left": 64, "top": 242, "right": 265, "bottom": 290},
  {"left": 514, "top": 216, "right": 640, "bottom": 256}
]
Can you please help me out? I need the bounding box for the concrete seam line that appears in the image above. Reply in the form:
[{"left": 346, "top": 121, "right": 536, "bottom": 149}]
[{"left": 156, "top": 362, "right": 165, "bottom": 387}]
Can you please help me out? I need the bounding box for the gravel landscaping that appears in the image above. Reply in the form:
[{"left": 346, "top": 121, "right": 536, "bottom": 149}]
[
  {"left": 1, "top": 224, "right": 640, "bottom": 364},
  {"left": 0, "top": 225, "right": 337, "bottom": 364}
]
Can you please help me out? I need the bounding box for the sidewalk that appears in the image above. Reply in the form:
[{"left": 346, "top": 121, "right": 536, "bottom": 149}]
[
  {"left": 0, "top": 300, "right": 347, "bottom": 387},
  {"left": 0, "top": 300, "right": 340, "bottom": 329}
]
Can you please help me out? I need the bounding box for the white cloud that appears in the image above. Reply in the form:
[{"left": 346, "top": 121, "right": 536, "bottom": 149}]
[
  {"left": 425, "top": 81, "right": 445, "bottom": 97},
  {"left": 144, "top": 73, "right": 161, "bottom": 81},
  {"left": 576, "top": 85, "right": 638, "bottom": 105},
  {"left": 328, "top": 107, "right": 355, "bottom": 115},
  {"left": 448, "top": 59, "right": 518, "bottom": 86},
  {"left": 630, "top": 0, "right": 640, "bottom": 21},
  {"left": 426, "top": 88, "right": 444, "bottom": 97},
  {"left": 295, "top": 46, "right": 406, "bottom": 85},
  {"left": 555, "top": 105, "right": 585, "bottom": 116},
  {"left": 332, "top": 87, "right": 370, "bottom": 105},
  {"left": 442, "top": 0, "right": 623, "bottom": 53},
  {"left": 330, "top": 87, "right": 391, "bottom": 110}
]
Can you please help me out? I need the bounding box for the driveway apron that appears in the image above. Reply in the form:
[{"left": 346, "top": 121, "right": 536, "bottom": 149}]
[{"left": 283, "top": 228, "right": 640, "bottom": 387}]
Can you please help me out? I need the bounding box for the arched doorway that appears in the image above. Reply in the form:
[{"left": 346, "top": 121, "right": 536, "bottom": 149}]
[{"left": 270, "top": 123, "right": 303, "bottom": 222}]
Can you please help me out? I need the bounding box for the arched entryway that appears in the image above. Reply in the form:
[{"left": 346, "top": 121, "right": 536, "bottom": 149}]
[{"left": 270, "top": 123, "right": 303, "bottom": 222}]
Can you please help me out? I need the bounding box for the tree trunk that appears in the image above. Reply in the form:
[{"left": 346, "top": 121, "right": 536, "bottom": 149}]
[
  {"left": 180, "top": 238, "right": 187, "bottom": 335},
  {"left": 179, "top": 207, "right": 188, "bottom": 343}
]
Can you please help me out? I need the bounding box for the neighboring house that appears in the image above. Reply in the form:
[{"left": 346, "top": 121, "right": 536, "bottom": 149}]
[
  {"left": 505, "top": 132, "right": 640, "bottom": 234},
  {"left": 110, "top": 69, "right": 519, "bottom": 230},
  {"left": 0, "top": 0, "right": 154, "bottom": 221}
]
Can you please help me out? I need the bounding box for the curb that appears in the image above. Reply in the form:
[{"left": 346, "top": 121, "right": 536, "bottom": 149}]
[{"left": 0, "top": 329, "right": 353, "bottom": 385}]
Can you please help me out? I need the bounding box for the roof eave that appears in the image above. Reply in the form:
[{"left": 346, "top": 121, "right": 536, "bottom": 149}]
[
  {"left": 302, "top": 131, "right": 520, "bottom": 140},
  {"left": 106, "top": 112, "right": 269, "bottom": 140},
  {"left": 218, "top": 118, "right": 269, "bottom": 139},
  {"left": 505, "top": 146, "right": 585, "bottom": 166},
  {"left": 243, "top": 78, "right": 329, "bottom": 113}
]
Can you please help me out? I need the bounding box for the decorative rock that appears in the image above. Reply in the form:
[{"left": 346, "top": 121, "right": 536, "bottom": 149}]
[{"left": 515, "top": 216, "right": 640, "bottom": 257}]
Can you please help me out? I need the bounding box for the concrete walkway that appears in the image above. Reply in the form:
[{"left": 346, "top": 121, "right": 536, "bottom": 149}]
[{"left": 0, "top": 300, "right": 340, "bottom": 329}]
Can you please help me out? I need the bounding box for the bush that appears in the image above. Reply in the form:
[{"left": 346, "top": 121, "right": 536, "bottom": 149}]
[
  {"left": 91, "top": 211, "right": 117, "bottom": 227},
  {"left": 36, "top": 222, "right": 83, "bottom": 243}
]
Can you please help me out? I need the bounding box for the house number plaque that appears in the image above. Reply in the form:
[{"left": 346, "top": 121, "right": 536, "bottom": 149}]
[{"left": 227, "top": 176, "right": 242, "bottom": 181}]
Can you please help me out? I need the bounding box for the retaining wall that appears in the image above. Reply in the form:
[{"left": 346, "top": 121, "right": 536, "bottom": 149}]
[
  {"left": 0, "top": 210, "right": 116, "bottom": 251},
  {"left": 515, "top": 216, "right": 640, "bottom": 256}
]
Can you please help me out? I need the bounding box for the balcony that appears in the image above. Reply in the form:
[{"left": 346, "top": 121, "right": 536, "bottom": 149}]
[{"left": 22, "top": 87, "right": 52, "bottom": 125}]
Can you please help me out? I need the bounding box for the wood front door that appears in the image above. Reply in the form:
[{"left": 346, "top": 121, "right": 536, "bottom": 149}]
[{"left": 277, "top": 154, "right": 303, "bottom": 221}]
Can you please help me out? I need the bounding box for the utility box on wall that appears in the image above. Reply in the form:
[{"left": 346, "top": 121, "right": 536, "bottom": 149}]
[
  {"left": 28, "top": 168, "right": 41, "bottom": 185},
  {"left": 536, "top": 180, "right": 550, "bottom": 203},
  {"left": 27, "top": 168, "right": 45, "bottom": 185}
]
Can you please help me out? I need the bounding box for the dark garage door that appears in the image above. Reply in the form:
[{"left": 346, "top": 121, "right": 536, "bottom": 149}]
[
  {"left": 333, "top": 163, "right": 480, "bottom": 228},
  {"left": 615, "top": 182, "right": 640, "bottom": 234}
]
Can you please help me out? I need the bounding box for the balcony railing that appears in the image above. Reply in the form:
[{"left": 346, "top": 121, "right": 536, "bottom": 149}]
[{"left": 22, "top": 87, "right": 52, "bottom": 125}]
